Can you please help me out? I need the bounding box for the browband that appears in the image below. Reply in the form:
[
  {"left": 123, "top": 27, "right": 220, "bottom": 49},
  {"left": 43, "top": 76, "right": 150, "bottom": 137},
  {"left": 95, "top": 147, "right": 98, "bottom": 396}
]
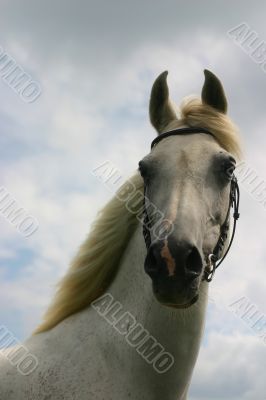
[{"left": 151, "top": 127, "right": 216, "bottom": 149}]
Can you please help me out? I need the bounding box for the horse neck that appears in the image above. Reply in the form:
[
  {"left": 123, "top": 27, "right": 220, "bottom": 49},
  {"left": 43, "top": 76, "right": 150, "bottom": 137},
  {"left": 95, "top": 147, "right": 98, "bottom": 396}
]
[
  {"left": 107, "top": 222, "right": 209, "bottom": 398},
  {"left": 28, "top": 222, "right": 209, "bottom": 400}
]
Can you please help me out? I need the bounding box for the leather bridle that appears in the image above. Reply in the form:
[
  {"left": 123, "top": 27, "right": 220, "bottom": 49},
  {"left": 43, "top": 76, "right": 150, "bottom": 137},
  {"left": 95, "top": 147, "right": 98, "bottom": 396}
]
[{"left": 142, "top": 127, "right": 240, "bottom": 283}]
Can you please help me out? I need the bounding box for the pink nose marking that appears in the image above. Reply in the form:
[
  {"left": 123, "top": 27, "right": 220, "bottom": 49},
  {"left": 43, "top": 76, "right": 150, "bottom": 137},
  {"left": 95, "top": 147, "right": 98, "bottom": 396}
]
[{"left": 160, "top": 240, "right": 176, "bottom": 277}]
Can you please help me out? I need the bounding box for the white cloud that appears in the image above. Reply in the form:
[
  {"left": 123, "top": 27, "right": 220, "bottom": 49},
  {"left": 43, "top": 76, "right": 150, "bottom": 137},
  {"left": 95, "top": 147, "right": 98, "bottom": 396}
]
[{"left": 190, "top": 332, "right": 266, "bottom": 400}]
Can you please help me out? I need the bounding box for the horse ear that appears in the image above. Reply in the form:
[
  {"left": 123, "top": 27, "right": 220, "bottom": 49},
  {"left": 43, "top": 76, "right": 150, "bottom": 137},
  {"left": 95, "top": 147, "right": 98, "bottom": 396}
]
[
  {"left": 149, "top": 71, "right": 177, "bottom": 133},
  {"left": 201, "top": 70, "right": 228, "bottom": 114}
]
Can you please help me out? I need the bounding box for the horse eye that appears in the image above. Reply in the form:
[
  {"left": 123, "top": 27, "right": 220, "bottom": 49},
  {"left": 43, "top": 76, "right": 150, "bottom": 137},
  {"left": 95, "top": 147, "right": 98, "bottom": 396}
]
[{"left": 223, "top": 157, "right": 236, "bottom": 179}]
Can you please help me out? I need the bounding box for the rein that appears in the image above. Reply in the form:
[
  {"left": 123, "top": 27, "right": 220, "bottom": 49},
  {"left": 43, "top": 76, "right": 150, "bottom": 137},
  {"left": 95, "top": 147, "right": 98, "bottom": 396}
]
[{"left": 142, "top": 127, "right": 240, "bottom": 283}]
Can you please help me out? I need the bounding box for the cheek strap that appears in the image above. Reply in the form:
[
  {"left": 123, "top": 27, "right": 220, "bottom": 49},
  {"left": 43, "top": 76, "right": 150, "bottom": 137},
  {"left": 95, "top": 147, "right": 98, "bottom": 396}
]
[{"left": 203, "top": 175, "right": 240, "bottom": 282}]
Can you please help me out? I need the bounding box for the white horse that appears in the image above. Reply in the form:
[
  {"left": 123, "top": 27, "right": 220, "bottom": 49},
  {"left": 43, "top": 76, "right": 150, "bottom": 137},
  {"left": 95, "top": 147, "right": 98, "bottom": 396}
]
[{"left": 0, "top": 69, "right": 241, "bottom": 399}]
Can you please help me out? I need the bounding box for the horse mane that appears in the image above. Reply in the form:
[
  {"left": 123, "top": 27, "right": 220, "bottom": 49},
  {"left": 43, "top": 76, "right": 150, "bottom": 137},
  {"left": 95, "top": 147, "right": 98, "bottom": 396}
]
[
  {"left": 34, "top": 97, "right": 241, "bottom": 334},
  {"left": 34, "top": 174, "right": 143, "bottom": 334}
]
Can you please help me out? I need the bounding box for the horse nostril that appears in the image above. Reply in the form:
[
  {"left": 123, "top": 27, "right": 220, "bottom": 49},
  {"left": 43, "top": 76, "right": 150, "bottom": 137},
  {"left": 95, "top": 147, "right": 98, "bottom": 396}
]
[{"left": 185, "top": 247, "right": 202, "bottom": 278}]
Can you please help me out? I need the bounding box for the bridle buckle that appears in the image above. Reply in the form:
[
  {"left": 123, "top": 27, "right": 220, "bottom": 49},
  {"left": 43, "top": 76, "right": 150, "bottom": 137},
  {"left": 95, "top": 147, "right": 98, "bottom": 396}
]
[{"left": 204, "top": 254, "right": 217, "bottom": 283}]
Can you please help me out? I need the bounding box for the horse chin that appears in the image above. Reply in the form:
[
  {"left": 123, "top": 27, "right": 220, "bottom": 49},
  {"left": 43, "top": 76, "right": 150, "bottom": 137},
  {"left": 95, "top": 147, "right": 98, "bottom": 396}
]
[{"left": 157, "top": 293, "right": 199, "bottom": 309}]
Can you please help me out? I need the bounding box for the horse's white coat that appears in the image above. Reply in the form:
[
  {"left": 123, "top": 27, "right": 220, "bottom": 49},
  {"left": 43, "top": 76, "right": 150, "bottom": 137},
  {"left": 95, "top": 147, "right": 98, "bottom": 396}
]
[{"left": 0, "top": 222, "right": 208, "bottom": 400}]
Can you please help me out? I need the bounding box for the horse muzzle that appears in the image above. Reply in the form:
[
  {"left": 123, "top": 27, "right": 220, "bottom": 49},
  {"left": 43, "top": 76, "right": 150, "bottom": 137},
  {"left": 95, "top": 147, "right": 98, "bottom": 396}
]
[{"left": 144, "top": 237, "right": 203, "bottom": 307}]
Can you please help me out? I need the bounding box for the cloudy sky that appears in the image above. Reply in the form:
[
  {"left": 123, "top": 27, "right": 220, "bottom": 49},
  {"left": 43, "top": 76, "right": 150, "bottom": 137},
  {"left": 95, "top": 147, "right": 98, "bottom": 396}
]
[{"left": 0, "top": 1, "right": 266, "bottom": 398}]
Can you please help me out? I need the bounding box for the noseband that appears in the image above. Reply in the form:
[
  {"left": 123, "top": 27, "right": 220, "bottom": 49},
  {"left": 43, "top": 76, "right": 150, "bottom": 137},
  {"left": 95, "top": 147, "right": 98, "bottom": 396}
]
[{"left": 142, "top": 127, "right": 240, "bottom": 283}]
